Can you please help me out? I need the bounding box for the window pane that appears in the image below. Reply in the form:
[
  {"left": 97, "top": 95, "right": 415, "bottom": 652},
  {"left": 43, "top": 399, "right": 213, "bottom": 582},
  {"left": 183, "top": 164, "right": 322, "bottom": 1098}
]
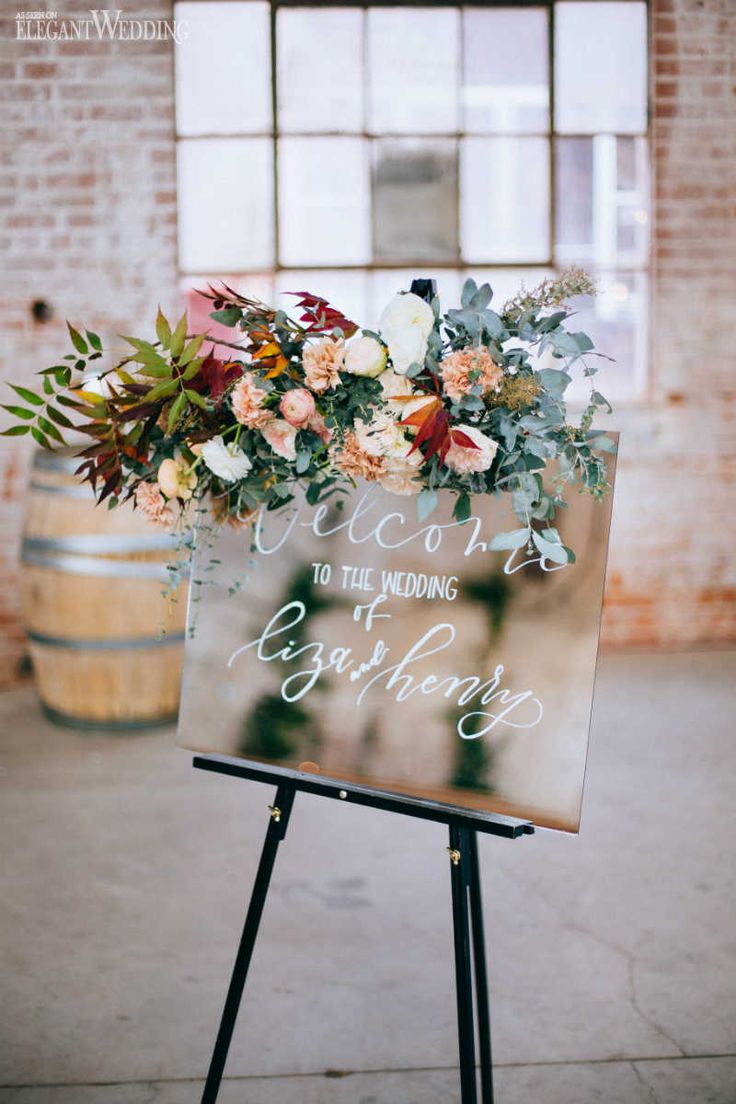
[
  {"left": 373, "top": 139, "right": 458, "bottom": 264},
  {"left": 275, "top": 270, "right": 369, "bottom": 329},
  {"left": 278, "top": 8, "right": 364, "bottom": 134},
  {"left": 555, "top": 136, "right": 649, "bottom": 268},
  {"left": 175, "top": 2, "right": 271, "bottom": 136},
  {"left": 463, "top": 8, "right": 549, "bottom": 134},
  {"left": 564, "top": 271, "right": 648, "bottom": 403},
  {"left": 368, "top": 8, "right": 460, "bottom": 134},
  {"left": 278, "top": 137, "right": 370, "bottom": 266},
  {"left": 555, "top": 2, "right": 647, "bottom": 134},
  {"left": 460, "top": 138, "right": 550, "bottom": 263},
  {"left": 177, "top": 138, "right": 274, "bottom": 272}
]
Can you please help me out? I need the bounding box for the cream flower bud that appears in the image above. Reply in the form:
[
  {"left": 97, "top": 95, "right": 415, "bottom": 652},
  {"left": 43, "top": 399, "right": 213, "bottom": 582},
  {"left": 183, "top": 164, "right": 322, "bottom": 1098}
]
[
  {"left": 157, "top": 457, "right": 197, "bottom": 501},
  {"left": 344, "top": 335, "right": 387, "bottom": 378}
]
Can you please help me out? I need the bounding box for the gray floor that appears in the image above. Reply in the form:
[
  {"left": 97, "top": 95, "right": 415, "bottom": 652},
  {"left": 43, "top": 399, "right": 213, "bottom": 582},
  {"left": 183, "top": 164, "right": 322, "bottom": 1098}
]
[{"left": 1, "top": 651, "right": 734, "bottom": 1104}]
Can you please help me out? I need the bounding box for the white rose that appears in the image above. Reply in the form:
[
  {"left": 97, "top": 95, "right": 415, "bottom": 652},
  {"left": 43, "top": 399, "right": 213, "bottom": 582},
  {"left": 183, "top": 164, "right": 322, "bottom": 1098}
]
[
  {"left": 201, "top": 436, "right": 252, "bottom": 483},
  {"left": 344, "top": 335, "right": 387, "bottom": 378},
  {"left": 378, "top": 292, "right": 435, "bottom": 374}
]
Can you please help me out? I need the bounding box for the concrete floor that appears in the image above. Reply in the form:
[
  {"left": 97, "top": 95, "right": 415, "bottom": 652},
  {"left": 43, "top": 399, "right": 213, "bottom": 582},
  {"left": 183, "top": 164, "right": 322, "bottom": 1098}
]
[{"left": 0, "top": 651, "right": 734, "bottom": 1104}]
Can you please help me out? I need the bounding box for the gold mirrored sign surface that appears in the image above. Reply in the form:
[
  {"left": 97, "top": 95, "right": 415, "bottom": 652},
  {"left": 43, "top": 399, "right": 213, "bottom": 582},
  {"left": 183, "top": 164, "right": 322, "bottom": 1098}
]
[{"left": 178, "top": 448, "right": 617, "bottom": 832}]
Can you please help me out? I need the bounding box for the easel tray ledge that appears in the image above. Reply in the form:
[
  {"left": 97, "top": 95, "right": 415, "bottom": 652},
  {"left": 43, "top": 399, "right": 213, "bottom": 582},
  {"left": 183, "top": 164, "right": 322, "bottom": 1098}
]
[{"left": 192, "top": 754, "right": 535, "bottom": 840}]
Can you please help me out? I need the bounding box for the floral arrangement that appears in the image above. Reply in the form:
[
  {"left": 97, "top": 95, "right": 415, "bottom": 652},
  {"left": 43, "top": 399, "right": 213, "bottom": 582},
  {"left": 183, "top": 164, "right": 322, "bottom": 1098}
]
[{"left": 2, "top": 269, "right": 615, "bottom": 567}]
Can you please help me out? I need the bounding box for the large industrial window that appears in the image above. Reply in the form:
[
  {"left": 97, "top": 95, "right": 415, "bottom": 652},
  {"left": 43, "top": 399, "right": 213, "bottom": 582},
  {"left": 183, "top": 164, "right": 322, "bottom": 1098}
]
[{"left": 174, "top": 1, "right": 649, "bottom": 401}]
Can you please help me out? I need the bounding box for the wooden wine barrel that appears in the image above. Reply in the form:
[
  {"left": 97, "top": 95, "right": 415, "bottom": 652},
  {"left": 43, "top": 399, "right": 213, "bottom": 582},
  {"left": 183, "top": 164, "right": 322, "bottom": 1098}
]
[{"left": 19, "top": 450, "right": 189, "bottom": 729}]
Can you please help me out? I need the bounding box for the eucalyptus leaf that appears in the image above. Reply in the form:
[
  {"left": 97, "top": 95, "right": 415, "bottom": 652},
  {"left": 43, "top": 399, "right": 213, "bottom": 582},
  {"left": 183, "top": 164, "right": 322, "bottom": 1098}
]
[
  {"left": 532, "top": 530, "right": 568, "bottom": 564},
  {"left": 488, "top": 528, "right": 529, "bottom": 551},
  {"left": 295, "top": 448, "right": 311, "bottom": 475},
  {"left": 417, "top": 488, "right": 438, "bottom": 523}
]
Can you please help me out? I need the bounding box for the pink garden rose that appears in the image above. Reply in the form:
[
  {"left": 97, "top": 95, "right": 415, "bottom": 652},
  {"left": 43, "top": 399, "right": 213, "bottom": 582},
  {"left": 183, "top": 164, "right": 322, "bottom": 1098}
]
[
  {"left": 280, "top": 387, "right": 316, "bottom": 428},
  {"left": 262, "top": 418, "right": 298, "bottom": 461},
  {"left": 444, "top": 425, "right": 498, "bottom": 474}
]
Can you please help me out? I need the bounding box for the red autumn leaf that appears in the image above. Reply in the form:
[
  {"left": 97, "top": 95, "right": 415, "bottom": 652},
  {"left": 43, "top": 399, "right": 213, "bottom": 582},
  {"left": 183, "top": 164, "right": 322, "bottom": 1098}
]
[
  {"left": 449, "top": 428, "right": 480, "bottom": 450},
  {"left": 285, "top": 291, "right": 359, "bottom": 338},
  {"left": 400, "top": 395, "right": 441, "bottom": 430},
  {"left": 198, "top": 357, "right": 243, "bottom": 406},
  {"left": 408, "top": 405, "right": 454, "bottom": 463}
]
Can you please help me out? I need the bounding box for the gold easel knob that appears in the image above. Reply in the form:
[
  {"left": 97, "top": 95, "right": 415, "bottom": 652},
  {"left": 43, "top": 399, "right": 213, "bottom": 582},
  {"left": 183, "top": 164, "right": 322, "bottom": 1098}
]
[
  {"left": 268, "top": 804, "right": 282, "bottom": 823},
  {"left": 447, "top": 847, "right": 461, "bottom": 866}
]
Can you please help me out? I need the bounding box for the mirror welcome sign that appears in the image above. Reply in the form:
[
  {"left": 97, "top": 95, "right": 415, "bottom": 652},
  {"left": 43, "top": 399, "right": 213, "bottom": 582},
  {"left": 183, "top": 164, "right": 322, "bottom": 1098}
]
[{"left": 178, "top": 446, "right": 617, "bottom": 833}]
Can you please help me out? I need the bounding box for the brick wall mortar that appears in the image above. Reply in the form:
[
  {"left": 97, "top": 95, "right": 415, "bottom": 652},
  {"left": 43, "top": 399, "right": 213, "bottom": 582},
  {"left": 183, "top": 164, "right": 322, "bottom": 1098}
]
[
  {"left": 0, "top": 5, "right": 179, "bottom": 683},
  {"left": 0, "top": 0, "right": 734, "bottom": 684},
  {"left": 601, "top": 0, "right": 736, "bottom": 649}
]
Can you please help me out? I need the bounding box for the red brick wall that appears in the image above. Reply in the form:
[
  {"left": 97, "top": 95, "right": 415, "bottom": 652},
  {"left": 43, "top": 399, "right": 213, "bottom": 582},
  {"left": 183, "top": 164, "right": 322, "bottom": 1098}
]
[
  {"left": 0, "top": 3, "right": 179, "bottom": 683},
  {"left": 0, "top": 0, "right": 734, "bottom": 685},
  {"left": 600, "top": 0, "right": 736, "bottom": 648}
]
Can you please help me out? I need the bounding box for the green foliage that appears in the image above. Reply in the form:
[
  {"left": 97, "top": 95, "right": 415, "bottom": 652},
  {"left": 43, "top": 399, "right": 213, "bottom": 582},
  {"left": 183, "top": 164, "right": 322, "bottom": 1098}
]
[{"left": 0, "top": 271, "right": 614, "bottom": 571}]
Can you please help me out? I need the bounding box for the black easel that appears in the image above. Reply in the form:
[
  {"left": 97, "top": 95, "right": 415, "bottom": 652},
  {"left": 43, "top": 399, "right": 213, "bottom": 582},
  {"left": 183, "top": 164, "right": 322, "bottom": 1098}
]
[{"left": 193, "top": 755, "right": 534, "bottom": 1104}]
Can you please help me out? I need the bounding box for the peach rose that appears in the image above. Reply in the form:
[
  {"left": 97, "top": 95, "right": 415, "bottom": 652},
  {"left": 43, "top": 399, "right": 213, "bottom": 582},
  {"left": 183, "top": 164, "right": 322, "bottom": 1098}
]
[
  {"left": 444, "top": 425, "right": 498, "bottom": 474},
  {"left": 231, "top": 372, "right": 272, "bottom": 428},
  {"left": 280, "top": 387, "right": 316, "bottom": 428},
  {"left": 302, "top": 337, "right": 345, "bottom": 393},
  {"left": 135, "top": 481, "right": 175, "bottom": 528},
  {"left": 440, "top": 347, "right": 503, "bottom": 404},
  {"left": 262, "top": 418, "right": 298, "bottom": 461}
]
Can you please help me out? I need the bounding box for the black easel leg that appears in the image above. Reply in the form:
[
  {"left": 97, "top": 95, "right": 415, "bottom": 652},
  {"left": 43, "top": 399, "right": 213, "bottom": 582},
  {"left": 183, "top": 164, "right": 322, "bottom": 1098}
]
[
  {"left": 449, "top": 824, "right": 478, "bottom": 1104},
  {"left": 468, "top": 831, "right": 493, "bottom": 1104},
  {"left": 200, "top": 783, "right": 296, "bottom": 1104}
]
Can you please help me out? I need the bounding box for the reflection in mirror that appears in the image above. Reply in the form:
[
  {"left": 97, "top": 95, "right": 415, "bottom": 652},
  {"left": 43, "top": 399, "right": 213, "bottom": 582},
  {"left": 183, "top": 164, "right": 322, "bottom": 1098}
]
[
  {"left": 463, "top": 7, "right": 549, "bottom": 134},
  {"left": 372, "top": 139, "right": 459, "bottom": 264},
  {"left": 178, "top": 459, "right": 617, "bottom": 834}
]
